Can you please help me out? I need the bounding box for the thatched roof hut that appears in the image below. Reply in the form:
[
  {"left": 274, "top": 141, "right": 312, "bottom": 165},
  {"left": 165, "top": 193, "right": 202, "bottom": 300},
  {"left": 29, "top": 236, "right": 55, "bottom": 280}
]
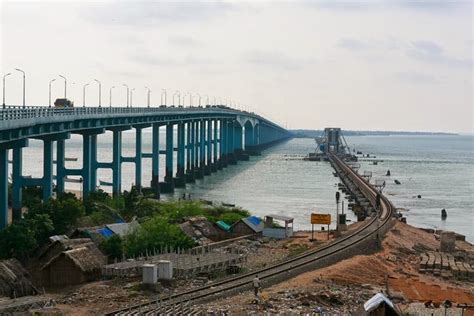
[
  {"left": 0, "top": 259, "right": 37, "bottom": 298},
  {"left": 33, "top": 237, "right": 106, "bottom": 287}
]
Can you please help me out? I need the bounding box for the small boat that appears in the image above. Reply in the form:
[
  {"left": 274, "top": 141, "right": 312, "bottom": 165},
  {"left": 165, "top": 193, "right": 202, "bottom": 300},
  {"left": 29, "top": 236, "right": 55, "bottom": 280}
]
[
  {"left": 441, "top": 208, "right": 447, "bottom": 219},
  {"left": 386, "top": 170, "right": 391, "bottom": 176},
  {"left": 394, "top": 180, "right": 401, "bottom": 185},
  {"left": 99, "top": 180, "right": 113, "bottom": 186},
  {"left": 222, "top": 203, "right": 235, "bottom": 207}
]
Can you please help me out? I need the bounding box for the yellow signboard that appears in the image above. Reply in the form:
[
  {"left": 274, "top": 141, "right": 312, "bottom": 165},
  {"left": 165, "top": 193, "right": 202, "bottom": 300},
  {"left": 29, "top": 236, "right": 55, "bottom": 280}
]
[{"left": 311, "top": 213, "right": 331, "bottom": 225}]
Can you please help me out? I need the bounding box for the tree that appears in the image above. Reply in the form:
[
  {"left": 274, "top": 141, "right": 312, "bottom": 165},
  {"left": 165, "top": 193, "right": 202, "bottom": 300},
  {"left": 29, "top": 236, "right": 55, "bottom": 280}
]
[
  {"left": 100, "top": 235, "right": 123, "bottom": 260},
  {"left": 28, "top": 193, "right": 85, "bottom": 235},
  {"left": 0, "top": 222, "right": 37, "bottom": 260},
  {"left": 123, "top": 216, "right": 195, "bottom": 257},
  {"left": 23, "top": 213, "right": 54, "bottom": 245}
]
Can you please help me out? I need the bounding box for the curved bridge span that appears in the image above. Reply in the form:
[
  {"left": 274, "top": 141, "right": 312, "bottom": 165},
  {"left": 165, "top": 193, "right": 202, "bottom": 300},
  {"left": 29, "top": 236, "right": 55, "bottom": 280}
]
[{"left": 0, "top": 106, "right": 291, "bottom": 228}]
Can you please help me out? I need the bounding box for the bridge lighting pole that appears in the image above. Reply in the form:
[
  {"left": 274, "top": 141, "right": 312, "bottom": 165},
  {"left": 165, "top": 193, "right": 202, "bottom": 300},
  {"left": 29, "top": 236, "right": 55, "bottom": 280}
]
[
  {"left": 48, "top": 78, "right": 56, "bottom": 108},
  {"left": 187, "top": 92, "right": 193, "bottom": 107},
  {"left": 2, "top": 72, "right": 11, "bottom": 108},
  {"left": 109, "top": 86, "right": 115, "bottom": 107},
  {"left": 130, "top": 88, "right": 135, "bottom": 107},
  {"left": 145, "top": 87, "right": 151, "bottom": 107},
  {"left": 82, "top": 83, "right": 90, "bottom": 107},
  {"left": 122, "top": 84, "right": 129, "bottom": 107},
  {"left": 204, "top": 95, "right": 209, "bottom": 106},
  {"left": 14, "top": 68, "right": 26, "bottom": 108},
  {"left": 59, "top": 75, "right": 67, "bottom": 98},
  {"left": 196, "top": 93, "right": 201, "bottom": 106},
  {"left": 161, "top": 89, "right": 167, "bottom": 106},
  {"left": 94, "top": 79, "right": 101, "bottom": 107}
]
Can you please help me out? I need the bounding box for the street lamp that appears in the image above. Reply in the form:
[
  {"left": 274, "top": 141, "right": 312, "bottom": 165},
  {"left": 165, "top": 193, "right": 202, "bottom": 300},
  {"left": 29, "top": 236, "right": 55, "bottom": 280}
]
[
  {"left": 122, "top": 84, "right": 129, "bottom": 107},
  {"left": 173, "top": 91, "right": 180, "bottom": 106},
  {"left": 94, "top": 79, "right": 101, "bottom": 107},
  {"left": 59, "top": 75, "right": 67, "bottom": 98},
  {"left": 204, "top": 95, "right": 209, "bottom": 106},
  {"left": 130, "top": 88, "right": 135, "bottom": 107},
  {"left": 82, "top": 83, "right": 90, "bottom": 107},
  {"left": 2, "top": 72, "right": 11, "bottom": 108},
  {"left": 196, "top": 93, "right": 202, "bottom": 107},
  {"left": 161, "top": 89, "right": 167, "bottom": 106},
  {"left": 145, "top": 86, "right": 151, "bottom": 107},
  {"left": 49, "top": 78, "right": 56, "bottom": 108},
  {"left": 109, "top": 86, "right": 115, "bottom": 107},
  {"left": 14, "top": 68, "right": 25, "bottom": 108},
  {"left": 186, "top": 92, "right": 193, "bottom": 107}
]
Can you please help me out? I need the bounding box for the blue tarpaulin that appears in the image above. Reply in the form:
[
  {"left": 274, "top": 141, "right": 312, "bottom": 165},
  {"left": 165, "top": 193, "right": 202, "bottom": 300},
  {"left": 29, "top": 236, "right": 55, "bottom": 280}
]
[
  {"left": 97, "top": 227, "right": 114, "bottom": 238},
  {"left": 216, "top": 220, "right": 231, "bottom": 232}
]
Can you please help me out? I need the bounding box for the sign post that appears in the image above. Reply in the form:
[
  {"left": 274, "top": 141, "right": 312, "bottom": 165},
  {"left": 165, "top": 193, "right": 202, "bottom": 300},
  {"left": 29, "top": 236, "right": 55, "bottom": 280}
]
[
  {"left": 311, "top": 213, "right": 331, "bottom": 240},
  {"left": 335, "top": 191, "right": 340, "bottom": 231}
]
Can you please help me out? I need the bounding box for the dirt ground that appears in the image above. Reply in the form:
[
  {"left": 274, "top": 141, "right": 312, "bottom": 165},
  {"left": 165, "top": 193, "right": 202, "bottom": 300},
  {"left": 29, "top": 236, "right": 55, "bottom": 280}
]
[{"left": 198, "top": 221, "right": 474, "bottom": 315}]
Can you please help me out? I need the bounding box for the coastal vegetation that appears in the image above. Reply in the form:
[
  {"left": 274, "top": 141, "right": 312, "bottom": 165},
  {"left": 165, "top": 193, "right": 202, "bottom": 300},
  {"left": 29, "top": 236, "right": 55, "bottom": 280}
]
[{"left": 1, "top": 186, "right": 250, "bottom": 261}]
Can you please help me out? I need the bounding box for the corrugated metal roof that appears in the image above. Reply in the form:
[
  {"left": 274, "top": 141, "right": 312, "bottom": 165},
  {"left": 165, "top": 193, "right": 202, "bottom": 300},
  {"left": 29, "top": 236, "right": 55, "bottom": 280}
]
[
  {"left": 106, "top": 221, "right": 139, "bottom": 237},
  {"left": 97, "top": 227, "right": 114, "bottom": 238},
  {"left": 266, "top": 214, "right": 294, "bottom": 222},
  {"left": 241, "top": 216, "right": 264, "bottom": 233}
]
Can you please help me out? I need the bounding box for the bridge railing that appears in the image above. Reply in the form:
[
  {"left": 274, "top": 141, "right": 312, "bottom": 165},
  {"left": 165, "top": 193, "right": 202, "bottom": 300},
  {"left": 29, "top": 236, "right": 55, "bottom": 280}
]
[{"left": 0, "top": 105, "right": 252, "bottom": 121}]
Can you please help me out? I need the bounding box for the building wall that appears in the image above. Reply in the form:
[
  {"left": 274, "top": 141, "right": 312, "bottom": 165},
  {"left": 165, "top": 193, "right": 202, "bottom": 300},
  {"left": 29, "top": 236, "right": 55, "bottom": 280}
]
[{"left": 231, "top": 222, "right": 255, "bottom": 237}]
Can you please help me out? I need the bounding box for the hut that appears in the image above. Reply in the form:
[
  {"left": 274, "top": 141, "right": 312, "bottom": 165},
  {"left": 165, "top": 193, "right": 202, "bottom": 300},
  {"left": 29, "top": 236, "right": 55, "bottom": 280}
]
[
  {"left": 70, "top": 220, "right": 139, "bottom": 244},
  {"left": 33, "top": 237, "right": 106, "bottom": 287},
  {"left": 179, "top": 216, "right": 224, "bottom": 244},
  {"left": 262, "top": 214, "right": 294, "bottom": 239},
  {"left": 231, "top": 216, "right": 264, "bottom": 237},
  {"left": 0, "top": 259, "right": 37, "bottom": 298}
]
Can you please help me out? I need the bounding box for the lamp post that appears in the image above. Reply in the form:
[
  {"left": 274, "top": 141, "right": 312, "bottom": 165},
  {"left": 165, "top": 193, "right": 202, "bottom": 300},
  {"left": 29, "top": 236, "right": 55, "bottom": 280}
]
[
  {"left": 82, "top": 83, "right": 90, "bottom": 107},
  {"left": 205, "top": 95, "right": 209, "bottom": 106},
  {"left": 186, "top": 92, "right": 193, "bottom": 107},
  {"left": 122, "top": 84, "right": 129, "bottom": 107},
  {"left": 59, "top": 75, "right": 67, "bottom": 98},
  {"left": 49, "top": 78, "right": 56, "bottom": 108},
  {"left": 196, "top": 93, "right": 202, "bottom": 107},
  {"left": 173, "top": 91, "right": 180, "bottom": 106},
  {"left": 14, "top": 68, "right": 25, "bottom": 108},
  {"left": 94, "top": 79, "right": 101, "bottom": 107},
  {"left": 109, "top": 86, "right": 115, "bottom": 107},
  {"left": 2, "top": 72, "right": 11, "bottom": 108},
  {"left": 130, "top": 88, "right": 135, "bottom": 107},
  {"left": 145, "top": 86, "right": 151, "bottom": 107},
  {"left": 161, "top": 89, "right": 167, "bottom": 106}
]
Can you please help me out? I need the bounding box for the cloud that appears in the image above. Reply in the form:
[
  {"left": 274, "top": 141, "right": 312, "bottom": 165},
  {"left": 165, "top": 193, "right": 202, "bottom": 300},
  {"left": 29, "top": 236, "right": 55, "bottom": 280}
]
[
  {"left": 168, "top": 36, "right": 202, "bottom": 47},
  {"left": 305, "top": 0, "right": 471, "bottom": 12},
  {"left": 83, "top": 1, "right": 234, "bottom": 27},
  {"left": 407, "top": 40, "right": 472, "bottom": 68},
  {"left": 130, "top": 53, "right": 216, "bottom": 68},
  {"left": 337, "top": 38, "right": 371, "bottom": 51},
  {"left": 242, "top": 50, "right": 310, "bottom": 71},
  {"left": 393, "top": 71, "right": 439, "bottom": 84}
]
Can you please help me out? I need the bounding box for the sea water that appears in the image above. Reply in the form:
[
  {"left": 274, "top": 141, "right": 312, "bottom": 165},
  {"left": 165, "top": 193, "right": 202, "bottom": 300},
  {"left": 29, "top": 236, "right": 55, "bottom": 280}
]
[{"left": 15, "top": 133, "right": 474, "bottom": 242}]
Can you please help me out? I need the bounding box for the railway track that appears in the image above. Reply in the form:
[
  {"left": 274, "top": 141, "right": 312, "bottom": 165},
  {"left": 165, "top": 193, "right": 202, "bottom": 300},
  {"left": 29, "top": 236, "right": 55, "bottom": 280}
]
[{"left": 106, "top": 153, "right": 395, "bottom": 315}]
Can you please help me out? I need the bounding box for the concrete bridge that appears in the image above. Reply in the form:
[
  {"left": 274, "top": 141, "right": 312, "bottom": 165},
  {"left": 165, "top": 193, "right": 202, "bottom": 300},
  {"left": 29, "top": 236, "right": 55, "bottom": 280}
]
[{"left": 0, "top": 105, "right": 292, "bottom": 228}]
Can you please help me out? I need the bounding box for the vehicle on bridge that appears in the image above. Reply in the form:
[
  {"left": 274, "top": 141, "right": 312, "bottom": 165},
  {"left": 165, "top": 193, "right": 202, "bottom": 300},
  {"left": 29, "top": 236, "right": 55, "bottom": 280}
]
[{"left": 54, "top": 98, "right": 74, "bottom": 108}]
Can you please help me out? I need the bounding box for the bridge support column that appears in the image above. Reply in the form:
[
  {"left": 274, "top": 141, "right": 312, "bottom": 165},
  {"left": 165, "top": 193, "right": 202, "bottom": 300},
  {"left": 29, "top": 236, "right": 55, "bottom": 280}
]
[
  {"left": 56, "top": 140, "right": 66, "bottom": 194},
  {"left": 227, "top": 120, "right": 236, "bottom": 165},
  {"left": 0, "top": 148, "right": 8, "bottom": 229},
  {"left": 162, "top": 123, "right": 174, "bottom": 193},
  {"left": 186, "top": 121, "right": 196, "bottom": 183},
  {"left": 150, "top": 123, "right": 160, "bottom": 199},
  {"left": 175, "top": 122, "right": 186, "bottom": 187},
  {"left": 12, "top": 148, "right": 23, "bottom": 221},
  {"left": 112, "top": 130, "right": 122, "bottom": 197},
  {"left": 135, "top": 127, "right": 143, "bottom": 192},
  {"left": 195, "top": 121, "right": 204, "bottom": 179},
  {"left": 234, "top": 124, "right": 247, "bottom": 161},
  {"left": 90, "top": 134, "right": 98, "bottom": 191},
  {"left": 43, "top": 139, "right": 54, "bottom": 201},
  {"left": 211, "top": 119, "right": 218, "bottom": 172},
  {"left": 205, "top": 120, "right": 212, "bottom": 175},
  {"left": 82, "top": 135, "right": 92, "bottom": 198},
  {"left": 219, "top": 119, "right": 227, "bottom": 168}
]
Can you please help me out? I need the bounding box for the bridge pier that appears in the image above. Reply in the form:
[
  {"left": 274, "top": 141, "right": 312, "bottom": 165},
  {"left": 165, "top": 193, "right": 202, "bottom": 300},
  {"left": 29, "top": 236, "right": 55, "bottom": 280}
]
[
  {"left": 150, "top": 123, "right": 160, "bottom": 199},
  {"left": 0, "top": 147, "right": 8, "bottom": 228},
  {"left": 186, "top": 121, "right": 196, "bottom": 183},
  {"left": 161, "top": 123, "right": 174, "bottom": 193},
  {"left": 219, "top": 118, "right": 228, "bottom": 168},
  {"left": 112, "top": 129, "right": 123, "bottom": 197},
  {"left": 227, "top": 120, "right": 237, "bottom": 165},
  {"left": 205, "top": 120, "right": 212, "bottom": 175},
  {"left": 195, "top": 120, "right": 204, "bottom": 179},
  {"left": 175, "top": 122, "right": 186, "bottom": 187},
  {"left": 211, "top": 119, "right": 218, "bottom": 172},
  {"left": 12, "top": 147, "right": 23, "bottom": 221}
]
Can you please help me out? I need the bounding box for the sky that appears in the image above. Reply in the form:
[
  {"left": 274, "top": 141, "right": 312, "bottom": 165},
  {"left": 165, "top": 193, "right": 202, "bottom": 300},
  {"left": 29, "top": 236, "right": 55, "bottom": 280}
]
[{"left": 1, "top": 0, "right": 473, "bottom": 133}]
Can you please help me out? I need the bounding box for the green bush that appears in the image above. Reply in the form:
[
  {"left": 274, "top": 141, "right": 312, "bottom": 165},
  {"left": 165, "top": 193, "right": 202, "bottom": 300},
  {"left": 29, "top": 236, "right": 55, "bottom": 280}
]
[{"left": 100, "top": 235, "right": 123, "bottom": 260}]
